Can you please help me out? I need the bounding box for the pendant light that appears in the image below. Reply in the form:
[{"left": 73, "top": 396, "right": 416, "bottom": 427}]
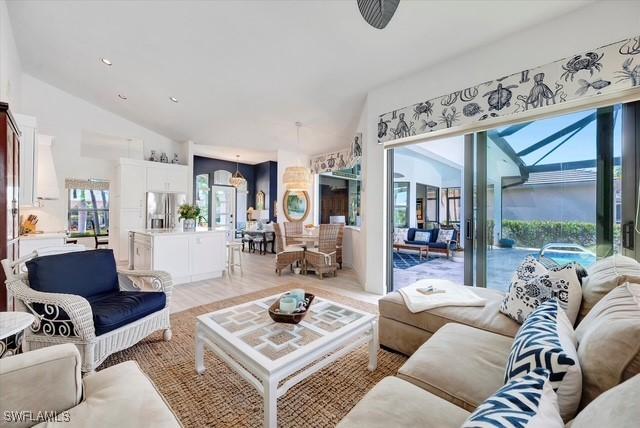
[
  {"left": 229, "top": 155, "right": 247, "bottom": 188},
  {"left": 283, "top": 122, "right": 311, "bottom": 191}
]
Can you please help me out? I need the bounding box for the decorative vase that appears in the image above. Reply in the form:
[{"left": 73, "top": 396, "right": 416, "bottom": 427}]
[{"left": 183, "top": 218, "right": 196, "bottom": 231}]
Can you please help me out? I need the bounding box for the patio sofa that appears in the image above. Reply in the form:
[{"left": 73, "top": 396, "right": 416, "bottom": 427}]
[
  {"left": 404, "top": 227, "right": 458, "bottom": 258},
  {"left": 339, "top": 255, "right": 640, "bottom": 427}
]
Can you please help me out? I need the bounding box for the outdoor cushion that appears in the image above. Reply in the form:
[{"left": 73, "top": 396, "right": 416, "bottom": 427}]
[
  {"left": 379, "top": 288, "right": 520, "bottom": 340},
  {"left": 404, "top": 240, "right": 430, "bottom": 246},
  {"left": 574, "top": 282, "right": 640, "bottom": 408},
  {"left": 337, "top": 376, "right": 469, "bottom": 428},
  {"left": 414, "top": 231, "right": 430, "bottom": 242},
  {"left": 27, "top": 249, "right": 119, "bottom": 298},
  {"left": 569, "top": 374, "right": 640, "bottom": 428},
  {"left": 436, "top": 228, "right": 455, "bottom": 243},
  {"left": 578, "top": 254, "right": 640, "bottom": 322},
  {"left": 428, "top": 242, "right": 450, "bottom": 249},
  {"left": 88, "top": 291, "right": 166, "bottom": 336},
  {"left": 397, "top": 323, "right": 513, "bottom": 411}
]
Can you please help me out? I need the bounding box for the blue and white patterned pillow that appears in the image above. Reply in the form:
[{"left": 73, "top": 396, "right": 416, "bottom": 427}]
[
  {"left": 414, "top": 231, "right": 430, "bottom": 242},
  {"left": 462, "top": 368, "right": 564, "bottom": 428},
  {"left": 505, "top": 300, "right": 581, "bottom": 421}
]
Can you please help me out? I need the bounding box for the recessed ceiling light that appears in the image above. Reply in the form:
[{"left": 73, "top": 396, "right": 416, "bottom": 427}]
[
  {"left": 118, "top": 94, "right": 127, "bottom": 100},
  {"left": 100, "top": 58, "right": 113, "bottom": 66},
  {"left": 169, "top": 96, "right": 179, "bottom": 103}
]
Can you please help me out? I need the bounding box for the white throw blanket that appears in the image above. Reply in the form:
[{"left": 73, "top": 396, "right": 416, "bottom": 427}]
[{"left": 398, "top": 279, "right": 487, "bottom": 313}]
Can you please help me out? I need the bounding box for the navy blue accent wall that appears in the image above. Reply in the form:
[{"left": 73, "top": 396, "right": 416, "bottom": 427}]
[
  {"left": 193, "top": 156, "right": 278, "bottom": 222},
  {"left": 255, "top": 161, "right": 278, "bottom": 220}
]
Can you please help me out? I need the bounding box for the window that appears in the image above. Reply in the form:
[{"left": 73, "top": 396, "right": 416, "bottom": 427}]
[
  {"left": 195, "top": 174, "right": 209, "bottom": 226},
  {"left": 318, "top": 164, "right": 362, "bottom": 226},
  {"left": 394, "top": 182, "right": 409, "bottom": 227},
  {"left": 68, "top": 188, "right": 109, "bottom": 237},
  {"left": 444, "top": 187, "right": 461, "bottom": 225}
]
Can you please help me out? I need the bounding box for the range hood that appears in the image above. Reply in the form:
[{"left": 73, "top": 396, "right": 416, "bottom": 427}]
[{"left": 37, "top": 135, "right": 60, "bottom": 200}]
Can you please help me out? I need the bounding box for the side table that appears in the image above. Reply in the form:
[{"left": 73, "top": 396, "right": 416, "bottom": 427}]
[{"left": 0, "top": 312, "right": 35, "bottom": 358}]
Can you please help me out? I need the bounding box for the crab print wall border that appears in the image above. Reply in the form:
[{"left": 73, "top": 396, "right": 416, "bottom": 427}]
[{"left": 378, "top": 35, "right": 640, "bottom": 144}]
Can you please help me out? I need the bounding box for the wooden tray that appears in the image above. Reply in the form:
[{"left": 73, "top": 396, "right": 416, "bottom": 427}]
[{"left": 268, "top": 293, "right": 315, "bottom": 324}]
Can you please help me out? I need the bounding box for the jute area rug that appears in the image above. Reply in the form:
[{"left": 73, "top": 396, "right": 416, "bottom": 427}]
[{"left": 102, "top": 284, "right": 407, "bottom": 427}]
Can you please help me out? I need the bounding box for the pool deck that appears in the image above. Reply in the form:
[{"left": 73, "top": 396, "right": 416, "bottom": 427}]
[{"left": 392, "top": 247, "right": 584, "bottom": 293}]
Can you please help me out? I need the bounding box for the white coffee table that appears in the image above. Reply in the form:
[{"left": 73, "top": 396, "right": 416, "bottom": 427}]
[{"left": 195, "top": 294, "right": 378, "bottom": 428}]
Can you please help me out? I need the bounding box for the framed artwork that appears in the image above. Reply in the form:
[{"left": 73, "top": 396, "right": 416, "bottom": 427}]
[
  {"left": 256, "top": 190, "right": 266, "bottom": 210},
  {"left": 283, "top": 190, "right": 310, "bottom": 222}
]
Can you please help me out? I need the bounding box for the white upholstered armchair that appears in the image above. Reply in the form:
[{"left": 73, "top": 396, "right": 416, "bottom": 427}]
[{"left": 1, "top": 249, "right": 173, "bottom": 373}]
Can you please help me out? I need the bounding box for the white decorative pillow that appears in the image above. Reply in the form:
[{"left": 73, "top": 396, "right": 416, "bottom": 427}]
[
  {"left": 393, "top": 228, "right": 408, "bottom": 243},
  {"left": 414, "top": 231, "right": 430, "bottom": 242},
  {"left": 462, "top": 368, "right": 564, "bottom": 428},
  {"left": 436, "top": 228, "right": 454, "bottom": 243},
  {"left": 505, "top": 300, "right": 582, "bottom": 422},
  {"left": 500, "top": 256, "right": 582, "bottom": 324}
]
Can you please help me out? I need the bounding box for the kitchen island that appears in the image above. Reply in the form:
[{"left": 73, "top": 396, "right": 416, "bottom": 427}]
[{"left": 129, "top": 228, "right": 227, "bottom": 285}]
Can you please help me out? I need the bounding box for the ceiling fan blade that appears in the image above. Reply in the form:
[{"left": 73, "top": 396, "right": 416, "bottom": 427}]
[{"left": 357, "top": 0, "right": 400, "bottom": 29}]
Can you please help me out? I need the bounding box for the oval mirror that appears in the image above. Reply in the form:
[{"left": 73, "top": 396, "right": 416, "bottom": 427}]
[{"left": 283, "top": 190, "right": 310, "bottom": 222}]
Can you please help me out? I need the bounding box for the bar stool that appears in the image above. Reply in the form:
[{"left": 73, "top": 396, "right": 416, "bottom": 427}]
[{"left": 226, "top": 241, "right": 243, "bottom": 278}]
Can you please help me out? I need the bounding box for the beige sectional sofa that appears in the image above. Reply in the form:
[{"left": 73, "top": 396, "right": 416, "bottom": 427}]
[
  {"left": 339, "top": 255, "right": 640, "bottom": 427},
  {"left": 0, "top": 344, "right": 181, "bottom": 428}
]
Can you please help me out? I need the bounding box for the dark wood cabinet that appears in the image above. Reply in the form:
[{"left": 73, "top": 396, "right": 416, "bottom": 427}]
[{"left": 0, "top": 102, "right": 20, "bottom": 311}]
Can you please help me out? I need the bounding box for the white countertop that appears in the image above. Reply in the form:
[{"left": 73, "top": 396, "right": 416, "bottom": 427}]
[
  {"left": 20, "top": 232, "right": 67, "bottom": 240},
  {"left": 130, "top": 228, "right": 227, "bottom": 237}
]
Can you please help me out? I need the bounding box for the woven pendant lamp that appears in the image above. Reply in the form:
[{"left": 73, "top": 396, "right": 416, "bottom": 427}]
[
  {"left": 283, "top": 122, "right": 311, "bottom": 191},
  {"left": 229, "top": 155, "right": 247, "bottom": 188}
]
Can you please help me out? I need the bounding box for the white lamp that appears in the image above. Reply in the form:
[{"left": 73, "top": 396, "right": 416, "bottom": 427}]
[{"left": 37, "top": 135, "right": 60, "bottom": 200}]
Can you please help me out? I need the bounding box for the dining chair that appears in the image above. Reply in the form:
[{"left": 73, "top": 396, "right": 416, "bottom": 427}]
[
  {"left": 283, "top": 221, "right": 304, "bottom": 247},
  {"left": 336, "top": 224, "right": 344, "bottom": 269},
  {"left": 89, "top": 219, "right": 109, "bottom": 249},
  {"left": 304, "top": 224, "right": 341, "bottom": 279},
  {"left": 274, "top": 223, "right": 304, "bottom": 275}
]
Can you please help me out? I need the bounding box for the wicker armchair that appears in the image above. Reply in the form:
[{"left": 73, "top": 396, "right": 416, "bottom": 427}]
[
  {"left": 1, "top": 250, "right": 173, "bottom": 373},
  {"left": 274, "top": 223, "right": 304, "bottom": 275},
  {"left": 304, "top": 224, "right": 341, "bottom": 279}
]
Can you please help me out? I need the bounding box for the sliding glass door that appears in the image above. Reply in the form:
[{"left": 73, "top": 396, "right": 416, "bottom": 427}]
[{"left": 386, "top": 101, "right": 639, "bottom": 293}]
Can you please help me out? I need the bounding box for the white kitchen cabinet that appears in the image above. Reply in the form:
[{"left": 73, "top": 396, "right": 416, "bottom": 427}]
[
  {"left": 129, "top": 230, "right": 226, "bottom": 285},
  {"left": 146, "top": 163, "right": 188, "bottom": 193},
  {"left": 115, "top": 209, "right": 145, "bottom": 261},
  {"left": 118, "top": 163, "right": 147, "bottom": 209},
  {"left": 190, "top": 232, "right": 226, "bottom": 277},
  {"left": 15, "top": 114, "right": 38, "bottom": 207},
  {"left": 154, "top": 235, "right": 191, "bottom": 283}
]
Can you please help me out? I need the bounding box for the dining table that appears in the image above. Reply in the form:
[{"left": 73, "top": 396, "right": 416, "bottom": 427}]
[{"left": 287, "top": 231, "right": 320, "bottom": 248}]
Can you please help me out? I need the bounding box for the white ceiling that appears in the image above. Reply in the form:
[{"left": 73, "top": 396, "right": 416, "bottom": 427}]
[{"left": 8, "top": 0, "right": 590, "bottom": 155}]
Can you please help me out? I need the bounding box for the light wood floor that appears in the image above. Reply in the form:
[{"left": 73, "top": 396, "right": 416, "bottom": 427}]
[{"left": 170, "top": 251, "right": 381, "bottom": 313}]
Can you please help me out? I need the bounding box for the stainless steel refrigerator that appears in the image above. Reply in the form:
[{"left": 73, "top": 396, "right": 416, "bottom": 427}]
[{"left": 146, "top": 192, "right": 187, "bottom": 229}]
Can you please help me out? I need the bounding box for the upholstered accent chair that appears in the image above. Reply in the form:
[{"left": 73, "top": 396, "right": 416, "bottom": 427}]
[
  {"left": 1, "top": 249, "right": 173, "bottom": 373},
  {"left": 273, "top": 223, "right": 304, "bottom": 275},
  {"left": 305, "top": 224, "right": 341, "bottom": 279}
]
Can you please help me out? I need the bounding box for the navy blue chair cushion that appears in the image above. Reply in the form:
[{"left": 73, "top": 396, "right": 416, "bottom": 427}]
[
  {"left": 88, "top": 291, "right": 166, "bottom": 336},
  {"left": 27, "top": 250, "right": 119, "bottom": 298},
  {"left": 406, "top": 228, "right": 418, "bottom": 241},
  {"left": 428, "top": 229, "right": 439, "bottom": 243},
  {"left": 429, "top": 242, "right": 449, "bottom": 249},
  {"left": 405, "top": 240, "right": 430, "bottom": 246}
]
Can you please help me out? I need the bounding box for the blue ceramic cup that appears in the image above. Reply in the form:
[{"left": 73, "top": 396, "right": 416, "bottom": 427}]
[
  {"left": 279, "top": 296, "right": 297, "bottom": 314},
  {"left": 289, "top": 289, "right": 305, "bottom": 305}
]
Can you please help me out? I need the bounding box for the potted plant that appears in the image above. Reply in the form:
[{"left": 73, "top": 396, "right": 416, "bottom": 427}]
[{"left": 178, "top": 204, "right": 203, "bottom": 231}]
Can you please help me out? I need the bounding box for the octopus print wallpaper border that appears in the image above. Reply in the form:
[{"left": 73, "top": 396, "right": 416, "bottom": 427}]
[
  {"left": 377, "top": 35, "right": 640, "bottom": 144},
  {"left": 310, "top": 133, "right": 363, "bottom": 174}
]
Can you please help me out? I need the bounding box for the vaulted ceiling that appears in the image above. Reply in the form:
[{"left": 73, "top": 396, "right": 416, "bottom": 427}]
[{"left": 8, "top": 0, "right": 590, "bottom": 154}]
